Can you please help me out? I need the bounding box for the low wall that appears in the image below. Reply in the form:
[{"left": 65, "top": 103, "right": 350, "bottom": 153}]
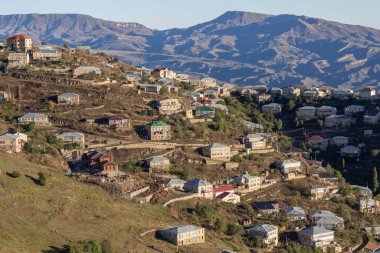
[{"left": 163, "top": 193, "right": 200, "bottom": 207}]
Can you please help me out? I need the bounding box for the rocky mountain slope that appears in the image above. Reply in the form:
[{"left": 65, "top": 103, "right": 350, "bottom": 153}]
[{"left": 1, "top": 12, "right": 380, "bottom": 88}]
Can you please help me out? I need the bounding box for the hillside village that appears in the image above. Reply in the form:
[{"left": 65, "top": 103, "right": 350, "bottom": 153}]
[{"left": 1, "top": 35, "right": 380, "bottom": 253}]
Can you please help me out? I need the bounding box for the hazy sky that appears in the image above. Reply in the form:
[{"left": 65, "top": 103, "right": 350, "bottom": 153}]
[{"left": 1, "top": 0, "right": 379, "bottom": 30}]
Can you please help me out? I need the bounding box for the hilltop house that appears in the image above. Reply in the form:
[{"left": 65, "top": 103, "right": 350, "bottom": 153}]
[
  {"left": 57, "top": 93, "right": 80, "bottom": 105},
  {"left": 284, "top": 206, "right": 307, "bottom": 221},
  {"left": 158, "top": 225, "right": 205, "bottom": 246},
  {"left": 324, "top": 115, "right": 353, "bottom": 128},
  {"left": 310, "top": 185, "right": 338, "bottom": 200},
  {"left": 296, "top": 106, "right": 317, "bottom": 120},
  {"left": 253, "top": 201, "right": 280, "bottom": 215},
  {"left": 233, "top": 173, "right": 262, "bottom": 190},
  {"left": 298, "top": 226, "right": 335, "bottom": 247},
  {"left": 7, "top": 52, "right": 29, "bottom": 68},
  {"left": 262, "top": 103, "right": 282, "bottom": 114},
  {"left": 73, "top": 66, "right": 101, "bottom": 77},
  {"left": 126, "top": 73, "right": 141, "bottom": 85},
  {"left": 245, "top": 224, "right": 279, "bottom": 246},
  {"left": 108, "top": 114, "right": 130, "bottom": 131},
  {"left": 317, "top": 106, "right": 337, "bottom": 118},
  {"left": 344, "top": 105, "right": 365, "bottom": 116},
  {"left": 359, "top": 87, "right": 376, "bottom": 99},
  {"left": 332, "top": 89, "right": 353, "bottom": 99},
  {"left": 184, "top": 178, "right": 213, "bottom": 198},
  {"left": 18, "top": 113, "right": 50, "bottom": 126},
  {"left": 33, "top": 49, "right": 61, "bottom": 61},
  {"left": 145, "top": 120, "right": 171, "bottom": 141},
  {"left": 303, "top": 90, "right": 319, "bottom": 99},
  {"left": 6, "top": 34, "right": 32, "bottom": 52},
  {"left": 200, "top": 77, "right": 217, "bottom": 88},
  {"left": 202, "top": 143, "right": 231, "bottom": 161},
  {"left": 329, "top": 136, "right": 349, "bottom": 147},
  {"left": 161, "top": 179, "right": 187, "bottom": 191},
  {"left": 195, "top": 106, "right": 215, "bottom": 118},
  {"left": 83, "top": 151, "right": 118, "bottom": 177},
  {"left": 138, "top": 84, "right": 162, "bottom": 93},
  {"left": 0, "top": 132, "right": 28, "bottom": 153},
  {"left": 253, "top": 92, "right": 271, "bottom": 103},
  {"left": 310, "top": 210, "right": 344, "bottom": 230},
  {"left": 359, "top": 198, "right": 380, "bottom": 214},
  {"left": 280, "top": 159, "right": 302, "bottom": 175},
  {"left": 270, "top": 87, "right": 283, "bottom": 96},
  {"left": 57, "top": 132, "right": 85, "bottom": 148},
  {"left": 283, "top": 87, "right": 301, "bottom": 99},
  {"left": 340, "top": 145, "right": 361, "bottom": 157},
  {"left": 157, "top": 98, "right": 182, "bottom": 115},
  {"left": 308, "top": 135, "right": 329, "bottom": 151},
  {"left": 145, "top": 156, "right": 171, "bottom": 172},
  {"left": 75, "top": 46, "right": 91, "bottom": 54},
  {"left": 153, "top": 67, "right": 176, "bottom": 79}
]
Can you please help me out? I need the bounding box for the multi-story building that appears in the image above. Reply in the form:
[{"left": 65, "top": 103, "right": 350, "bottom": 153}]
[
  {"left": 233, "top": 173, "right": 262, "bottom": 190},
  {"left": 57, "top": 93, "right": 80, "bottom": 105},
  {"left": 108, "top": 114, "right": 130, "bottom": 131},
  {"left": 296, "top": 106, "right": 317, "bottom": 120},
  {"left": 145, "top": 120, "right": 171, "bottom": 141},
  {"left": 298, "top": 226, "right": 335, "bottom": 247},
  {"left": 283, "top": 87, "right": 301, "bottom": 99},
  {"left": 158, "top": 98, "right": 182, "bottom": 115},
  {"left": 57, "top": 132, "right": 85, "bottom": 148},
  {"left": 195, "top": 106, "right": 215, "bottom": 118},
  {"left": 203, "top": 143, "right": 231, "bottom": 161},
  {"left": 340, "top": 145, "right": 361, "bottom": 157},
  {"left": 270, "top": 87, "right": 283, "bottom": 96},
  {"left": 145, "top": 156, "right": 171, "bottom": 171},
  {"left": 332, "top": 89, "right": 353, "bottom": 99},
  {"left": 32, "top": 49, "right": 62, "bottom": 61},
  {"left": 310, "top": 185, "right": 332, "bottom": 200},
  {"left": 153, "top": 67, "right": 176, "bottom": 79},
  {"left": 184, "top": 178, "right": 213, "bottom": 197},
  {"left": 317, "top": 106, "right": 337, "bottom": 118},
  {"left": 262, "top": 103, "right": 282, "bottom": 114},
  {"left": 344, "top": 105, "right": 365, "bottom": 116},
  {"left": 308, "top": 135, "right": 329, "bottom": 151},
  {"left": 284, "top": 206, "right": 307, "bottom": 221},
  {"left": 18, "top": 113, "right": 50, "bottom": 126},
  {"left": 7, "top": 52, "right": 29, "bottom": 68},
  {"left": 310, "top": 210, "right": 345, "bottom": 230},
  {"left": 200, "top": 77, "right": 217, "bottom": 88},
  {"left": 364, "top": 111, "right": 380, "bottom": 124},
  {"left": 359, "top": 87, "right": 376, "bottom": 99},
  {"left": 359, "top": 198, "right": 380, "bottom": 214},
  {"left": 280, "top": 159, "right": 302, "bottom": 174},
  {"left": 159, "top": 225, "right": 205, "bottom": 246},
  {"left": 6, "top": 35, "right": 32, "bottom": 52},
  {"left": 329, "top": 136, "right": 349, "bottom": 147},
  {"left": 324, "top": 115, "right": 353, "bottom": 128},
  {"left": 245, "top": 224, "right": 278, "bottom": 246},
  {"left": 0, "top": 132, "right": 28, "bottom": 153},
  {"left": 83, "top": 151, "right": 118, "bottom": 176}
]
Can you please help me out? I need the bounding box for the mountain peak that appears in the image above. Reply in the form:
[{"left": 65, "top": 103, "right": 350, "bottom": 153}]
[{"left": 213, "top": 10, "right": 272, "bottom": 26}]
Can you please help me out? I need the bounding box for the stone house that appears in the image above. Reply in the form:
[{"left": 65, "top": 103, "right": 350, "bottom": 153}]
[
  {"left": 329, "top": 136, "right": 349, "bottom": 147},
  {"left": 340, "top": 145, "right": 361, "bottom": 157},
  {"left": 158, "top": 98, "right": 182, "bottom": 115},
  {"left": 161, "top": 179, "right": 187, "bottom": 191},
  {"left": 159, "top": 225, "right": 205, "bottom": 246},
  {"left": 57, "top": 132, "right": 85, "bottom": 148},
  {"left": 203, "top": 143, "right": 231, "bottom": 161},
  {"left": 57, "top": 93, "right": 80, "bottom": 105},
  {"left": 18, "top": 113, "right": 50, "bottom": 126},
  {"left": 7, "top": 52, "right": 29, "bottom": 68},
  {"left": 73, "top": 66, "right": 101, "bottom": 77},
  {"left": 145, "top": 120, "right": 171, "bottom": 141},
  {"left": 253, "top": 201, "right": 280, "bottom": 215},
  {"left": 245, "top": 224, "right": 278, "bottom": 246},
  {"left": 233, "top": 173, "right": 262, "bottom": 190},
  {"left": 283, "top": 87, "right": 301, "bottom": 99},
  {"left": 108, "top": 114, "right": 130, "bottom": 131},
  {"left": 310, "top": 210, "right": 344, "bottom": 230},
  {"left": 298, "top": 226, "right": 335, "bottom": 247},
  {"left": 359, "top": 87, "right": 376, "bottom": 99},
  {"left": 262, "top": 103, "right": 282, "bottom": 114},
  {"left": 184, "top": 178, "right": 213, "bottom": 198},
  {"left": 145, "top": 156, "right": 171, "bottom": 172},
  {"left": 317, "top": 106, "right": 337, "bottom": 118},
  {"left": 200, "top": 77, "right": 217, "bottom": 88},
  {"left": 0, "top": 132, "right": 28, "bottom": 153},
  {"left": 280, "top": 159, "right": 302, "bottom": 175},
  {"left": 324, "top": 115, "right": 353, "bottom": 128},
  {"left": 308, "top": 135, "right": 329, "bottom": 151},
  {"left": 33, "top": 49, "right": 61, "bottom": 60},
  {"left": 344, "top": 105, "right": 365, "bottom": 116},
  {"left": 359, "top": 198, "right": 380, "bottom": 214},
  {"left": 284, "top": 206, "right": 307, "bottom": 221},
  {"left": 195, "top": 106, "right": 215, "bottom": 118},
  {"left": 296, "top": 106, "right": 317, "bottom": 120}
]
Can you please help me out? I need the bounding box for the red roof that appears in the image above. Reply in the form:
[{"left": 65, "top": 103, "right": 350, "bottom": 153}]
[
  {"left": 8, "top": 34, "right": 31, "bottom": 40},
  {"left": 214, "top": 185, "right": 234, "bottom": 193},
  {"left": 309, "top": 135, "right": 324, "bottom": 141},
  {"left": 364, "top": 242, "right": 380, "bottom": 251},
  {"left": 109, "top": 114, "right": 129, "bottom": 120}
]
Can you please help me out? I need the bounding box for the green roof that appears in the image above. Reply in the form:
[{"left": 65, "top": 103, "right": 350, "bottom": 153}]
[
  {"left": 196, "top": 106, "right": 215, "bottom": 112},
  {"left": 146, "top": 120, "right": 168, "bottom": 127}
]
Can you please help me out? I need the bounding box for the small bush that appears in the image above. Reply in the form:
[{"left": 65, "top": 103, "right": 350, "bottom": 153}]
[
  {"left": 8, "top": 171, "right": 21, "bottom": 178},
  {"left": 38, "top": 172, "right": 47, "bottom": 186}
]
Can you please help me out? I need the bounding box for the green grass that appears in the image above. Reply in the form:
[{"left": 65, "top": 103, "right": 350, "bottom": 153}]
[{"left": 0, "top": 153, "right": 242, "bottom": 253}]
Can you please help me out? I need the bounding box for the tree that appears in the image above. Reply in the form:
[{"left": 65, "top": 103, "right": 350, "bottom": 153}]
[
  {"left": 226, "top": 223, "right": 243, "bottom": 236},
  {"left": 38, "top": 172, "right": 47, "bottom": 186},
  {"left": 8, "top": 171, "right": 21, "bottom": 178},
  {"left": 336, "top": 204, "right": 351, "bottom": 222},
  {"left": 276, "top": 119, "right": 283, "bottom": 131},
  {"left": 287, "top": 100, "right": 295, "bottom": 110},
  {"left": 342, "top": 158, "right": 345, "bottom": 169},
  {"left": 63, "top": 42, "right": 70, "bottom": 48},
  {"left": 69, "top": 240, "right": 103, "bottom": 253},
  {"left": 41, "top": 41, "right": 48, "bottom": 45},
  {"left": 159, "top": 86, "right": 169, "bottom": 95},
  {"left": 243, "top": 93, "right": 253, "bottom": 104},
  {"left": 214, "top": 218, "right": 227, "bottom": 233},
  {"left": 26, "top": 122, "right": 36, "bottom": 132},
  {"left": 373, "top": 167, "right": 379, "bottom": 194},
  {"left": 317, "top": 119, "right": 324, "bottom": 129}
]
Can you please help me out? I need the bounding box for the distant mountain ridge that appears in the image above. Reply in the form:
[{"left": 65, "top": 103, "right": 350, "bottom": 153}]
[{"left": 1, "top": 12, "right": 380, "bottom": 88}]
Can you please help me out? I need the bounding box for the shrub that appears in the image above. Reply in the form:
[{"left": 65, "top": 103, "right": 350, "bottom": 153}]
[
  {"left": 226, "top": 223, "right": 243, "bottom": 236},
  {"left": 38, "top": 172, "right": 47, "bottom": 186},
  {"left": 8, "top": 171, "right": 21, "bottom": 178},
  {"left": 69, "top": 240, "right": 103, "bottom": 253}
]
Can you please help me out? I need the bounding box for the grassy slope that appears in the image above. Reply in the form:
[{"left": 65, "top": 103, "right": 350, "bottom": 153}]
[{"left": 0, "top": 153, "right": 236, "bottom": 253}]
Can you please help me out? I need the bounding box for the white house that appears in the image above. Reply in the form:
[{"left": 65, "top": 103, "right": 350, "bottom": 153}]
[
  {"left": 245, "top": 224, "right": 278, "bottom": 246},
  {"left": 298, "top": 226, "right": 335, "bottom": 247},
  {"left": 280, "top": 159, "right": 302, "bottom": 174}
]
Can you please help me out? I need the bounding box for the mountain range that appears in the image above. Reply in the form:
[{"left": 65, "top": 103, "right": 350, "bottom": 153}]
[{"left": 0, "top": 12, "right": 380, "bottom": 88}]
